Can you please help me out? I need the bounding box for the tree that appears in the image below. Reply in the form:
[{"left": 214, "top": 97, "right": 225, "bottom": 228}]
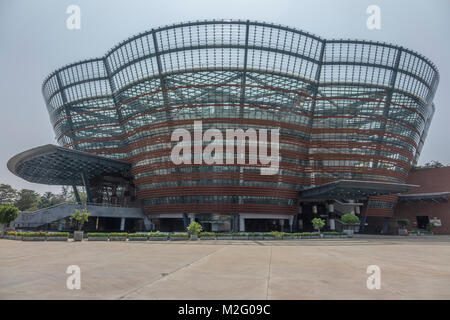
[
  {"left": 69, "top": 208, "right": 90, "bottom": 231},
  {"left": 311, "top": 218, "right": 325, "bottom": 234},
  {"left": 0, "top": 184, "right": 17, "bottom": 205},
  {"left": 187, "top": 221, "right": 203, "bottom": 235},
  {"left": 14, "top": 189, "right": 40, "bottom": 211},
  {"left": 38, "top": 191, "right": 66, "bottom": 209},
  {"left": 0, "top": 204, "right": 19, "bottom": 236},
  {"left": 397, "top": 218, "right": 410, "bottom": 229},
  {"left": 341, "top": 214, "right": 360, "bottom": 225}
]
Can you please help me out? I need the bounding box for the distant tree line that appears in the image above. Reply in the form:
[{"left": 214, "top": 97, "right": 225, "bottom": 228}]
[
  {"left": 412, "top": 160, "right": 447, "bottom": 170},
  {"left": 0, "top": 184, "right": 85, "bottom": 211}
]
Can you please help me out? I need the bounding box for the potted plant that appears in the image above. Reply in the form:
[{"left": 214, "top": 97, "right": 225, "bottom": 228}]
[
  {"left": 170, "top": 232, "right": 189, "bottom": 241},
  {"left": 396, "top": 219, "right": 410, "bottom": 236},
  {"left": 148, "top": 232, "right": 168, "bottom": 241},
  {"left": 187, "top": 221, "right": 202, "bottom": 240},
  {"left": 87, "top": 233, "right": 109, "bottom": 241},
  {"left": 199, "top": 232, "right": 216, "bottom": 240},
  {"left": 128, "top": 233, "right": 148, "bottom": 241},
  {"left": 340, "top": 214, "right": 360, "bottom": 237},
  {"left": 0, "top": 204, "right": 19, "bottom": 238},
  {"left": 311, "top": 218, "right": 325, "bottom": 238},
  {"left": 69, "top": 208, "right": 90, "bottom": 241},
  {"left": 109, "top": 233, "right": 128, "bottom": 241},
  {"left": 46, "top": 232, "right": 69, "bottom": 241}
]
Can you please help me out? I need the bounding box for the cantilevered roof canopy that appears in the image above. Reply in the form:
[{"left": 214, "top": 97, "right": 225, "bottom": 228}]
[
  {"left": 398, "top": 192, "right": 450, "bottom": 203},
  {"left": 300, "top": 180, "right": 419, "bottom": 200},
  {"left": 7, "top": 145, "right": 131, "bottom": 186}
]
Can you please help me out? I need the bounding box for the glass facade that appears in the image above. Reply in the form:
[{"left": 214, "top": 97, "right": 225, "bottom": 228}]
[{"left": 41, "top": 20, "right": 439, "bottom": 217}]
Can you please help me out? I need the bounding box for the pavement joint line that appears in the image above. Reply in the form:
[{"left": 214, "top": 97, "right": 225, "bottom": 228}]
[
  {"left": 115, "top": 245, "right": 228, "bottom": 300},
  {"left": 266, "top": 246, "right": 273, "bottom": 300}
]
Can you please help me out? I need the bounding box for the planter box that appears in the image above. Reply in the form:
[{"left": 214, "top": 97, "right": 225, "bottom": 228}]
[
  {"left": 73, "top": 231, "right": 84, "bottom": 242},
  {"left": 248, "top": 236, "right": 264, "bottom": 240},
  {"left": 216, "top": 236, "right": 233, "bottom": 240},
  {"left": 22, "top": 237, "right": 46, "bottom": 241},
  {"left": 128, "top": 237, "right": 148, "bottom": 241},
  {"left": 309, "top": 236, "right": 320, "bottom": 239},
  {"left": 110, "top": 237, "right": 127, "bottom": 241},
  {"left": 263, "top": 236, "right": 276, "bottom": 240},
  {"left": 190, "top": 235, "right": 198, "bottom": 241},
  {"left": 149, "top": 237, "right": 168, "bottom": 241},
  {"left": 232, "top": 236, "right": 248, "bottom": 240},
  {"left": 283, "top": 236, "right": 298, "bottom": 240},
  {"left": 47, "top": 237, "right": 68, "bottom": 241},
  {"left": 170, "top": 237, "right": 189, "bottom": 241},
  {"left": 88, "top": 237, "right": 108, "bottom": 241},
  {"left": 200, "top": 236, "right": 216, "bottom": 240}
]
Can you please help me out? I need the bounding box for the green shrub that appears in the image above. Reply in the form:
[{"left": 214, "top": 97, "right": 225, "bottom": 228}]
[
  {"left": 263, "top": 232, "right": 275, "bottom": 237},
  {"left": 283, "top": 233, "right": 295, "bottom": 237},
  {"left": 128, "top": 233, "right": 148, "bottom": 238},
  {"left": 200, "top": 232, "right": 216, "bottom": 237},
  {"left": 6, "top": 231, "right": 17, "bottom": 236},
  {"left": 323, "top": 232, "right": 340, "bottom": 236},
  {"left": 231, "top": 233, "right": 247, "bottom": 236},
  {"left": 47, "top": 232, "right": 69, "bottom": 237},
  {"left": 170, "top": 233, "right": 189, "bottom": 237},
  {"left": 87, "top": 233, "right": 109, "bottom": 238},
  {"left": 148, "top": 232, "right": 167, "bottom": 237},
  {"left": 397, "top": 218, "right": 410, "bottom": 228},
  {"left": 216, "top": 233, "right": 233, "bottom": 237},
  {"left": 299, "top": 232, "right": 311, "bottom": 236},
  {"left": 109, "top": 233, "right": 128, "bottom": 237},
  {"left": 341, "top": 214, "right": 360, "bottom": 224},
  {"left": 21, "top": 232, "right": 46, "bottom": 237},
  {"left": 187, "top": 221, "right": 203, "bottom": 235},
  {"left": 248, "top": 233, "right": 262, "bottom": 237}
]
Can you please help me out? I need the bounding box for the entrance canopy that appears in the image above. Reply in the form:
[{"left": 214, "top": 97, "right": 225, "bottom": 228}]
[
  {"left": 7, "top": 144, "right": 131, "bottom": 186},
  {"left": 398, "top": 192, "right": 450, "bottom": 203},
  {"left": 300, "top": 180, "right": 419, "bottom": 200}
]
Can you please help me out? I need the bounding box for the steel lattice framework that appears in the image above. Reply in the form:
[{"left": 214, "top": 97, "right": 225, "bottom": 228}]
[{"left": 41, "top": 20, "right": 439, "bottom": 217}]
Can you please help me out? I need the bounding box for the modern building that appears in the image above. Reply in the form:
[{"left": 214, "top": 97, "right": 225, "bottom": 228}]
[{"left": 7, "top": 20, "right": 440, "bottom": 233}]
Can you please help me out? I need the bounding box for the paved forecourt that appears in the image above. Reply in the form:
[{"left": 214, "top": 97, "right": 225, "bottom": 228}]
[{"left": 1, "top": 236, "right": 450, "bottom": 299}]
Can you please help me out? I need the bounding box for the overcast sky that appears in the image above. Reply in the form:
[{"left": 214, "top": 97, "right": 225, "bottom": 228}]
[{"left": 0, "top": 0, "right": 449, "bottom": 194}]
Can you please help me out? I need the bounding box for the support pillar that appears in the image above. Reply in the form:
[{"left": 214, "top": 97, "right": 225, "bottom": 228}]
[
  {"left": 279, "top": 219, "right": 285, "bottom": 232},
  {"left": 381, "top": 217, "right": 390, "bottom": 234},
  {"left": 120, "top": 217, "right": 125, "bottom": 231},
  {"left": 328, "top": 202, "right": 336, "bottom": 231},
  {"left": 239, "top": 216, "right": 245, "bottom": 232},
  {"left": 72, "top": 185, "right": 81, "bottom": 204},
  {"left": 182, "top": 213, "right": 189, "bottom": 230},
  {"left": 80, "top": 172, "right": 93, "bottom": 203},
  {"left": 57, "top": 219, "right": 64, "bottom": 231},
  {"left": 233, "top": 214, "right": 239, "bottom": 233},
  {"left": 359, "top": 215, "right": 367, "bottom": 233},
  {"left": 288, "top": 216, "right": 294, "bottom": 233}
]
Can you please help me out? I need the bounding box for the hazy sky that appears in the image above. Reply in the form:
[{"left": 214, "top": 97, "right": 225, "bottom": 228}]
[{"left": 0, "top": 0, "right": 449, "bottom": 194}]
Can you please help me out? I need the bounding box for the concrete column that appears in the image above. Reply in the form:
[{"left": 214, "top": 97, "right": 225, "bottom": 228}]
[
  {"left": 233, "top": 214, "right": 239, "bottom": 233},
  {"left": 57, "top": 219, "right": 64, "bottom": 231},
  {"left": 120, "top": 217, "right": 125, "bottom": 231},
  {"left": 80, "top": 172, "right": 93, "bottom": 203},
  {"left": 279, "top": 219, "right": 285, "bottom": 232},
  {"left": 382, "top": 217, "right": 390, "bottom": 234},
  {"left": 188, "top": 214, "right": 195, "bottom": 224},
  {"left": 359, "top": 215, "right": 367, "bottom": 233},
  {"left": 96, "top": 217, "right": 99, "bottom": 231},
  {"left": 349, "top": 200, "right": 355, "bottom": 214},
  {"left": 182, "top": 214, "right": 189, "bottom": 230},
  {"left": 328, "top": 202, "right": 335, "bottom": 231},
  {"left": 288, "top": 216, "right": 294, "bottom": 232},
  {"left": 239, "top": 216, "right": 245, "bottom": 232}
]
